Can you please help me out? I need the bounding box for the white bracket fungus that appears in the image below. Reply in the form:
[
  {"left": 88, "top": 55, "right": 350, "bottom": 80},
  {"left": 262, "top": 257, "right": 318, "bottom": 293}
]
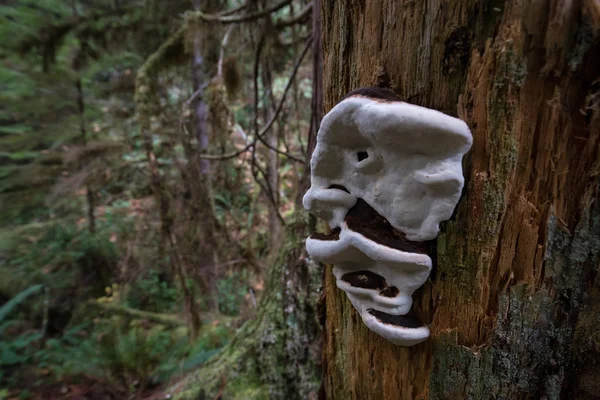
[{"left": 303, "top": 87, "right": 472, "bottom": 346}]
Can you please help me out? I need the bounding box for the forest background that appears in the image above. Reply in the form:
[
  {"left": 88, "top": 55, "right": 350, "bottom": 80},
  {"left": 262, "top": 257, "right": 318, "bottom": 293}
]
[{"left": 0, "top": 0, "right": 321, "bottom": 399}]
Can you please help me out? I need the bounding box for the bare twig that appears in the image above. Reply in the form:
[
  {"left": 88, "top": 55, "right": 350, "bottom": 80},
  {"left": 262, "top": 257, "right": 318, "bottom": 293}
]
[
  {"left": 217, "top": 24, "right": 235, "bottom": 78},
  {"left": 187, "top": 0, "right": 293, "bottom": 24},
  {"left": 253, "top": 36, "right": 313, "bottom": 163},
  {"left": 235, "top": 124, "right": 249, "bottom": 144},
  {"left": 249, "top": 287, "right": 257, "bottom": 309},
  {"left": 218, "top": 2, "right": 248, "bottom": 16},
  {"left": 87, "top": 301, "right": 186, "bottom": 327},
  {"left": 198, "top": 36, "right": 313, "bottom": 163},
  {"left": 275, "top": 2, "right": 312, "bottom": 29},
  {"left": 185, "top": 81, "right": 210, "bottom": 105},
  {"left": 280, "top": 31, "right": 311, "bottom": 47},
  {"left": 253, "top": 36, "right": 264, "bottom": 139},
  {"left": 198, "top": 144, "right": 254, "bottom": 160},
  {"left": 251, "top": 36, "right": 285, "bottom": 225}
]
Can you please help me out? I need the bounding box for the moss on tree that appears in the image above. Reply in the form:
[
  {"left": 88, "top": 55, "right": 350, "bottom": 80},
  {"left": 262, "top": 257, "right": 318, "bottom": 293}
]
[{"left": 174, "top": 221, "right": 322, "bottom": 400}]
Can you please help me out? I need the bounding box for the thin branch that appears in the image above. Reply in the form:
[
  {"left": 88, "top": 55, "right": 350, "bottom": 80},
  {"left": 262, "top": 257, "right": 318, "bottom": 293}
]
[
  {"left": 252, "top": 37, "right": 278, "bottom": 203},
  {"left": 253, "top": 35, "right": 264, "bottom": 139},
  {"left": 218, "top": 2, "right": 248, "bottom": 16},
  {"left": 87, "top": 301, "right": 186, "bottom": 327},
  {"left": 262, "top": 36, "right": 313, "bottom": 139},
  {"left": 280, "top": 31, "right": 311, "bottom": 47},
  {"left": 217, "top": 24, "right": 235, "bottom": 78},
  {"left": 274, "top": 3, "right": 312, "bottom": 29},
  {"left": 251, "top": 35, "right": 285, "bottom": 225},
  {"left": 235, "top": 124, "right": 250, "bottom": 144},
  {"left": 185, "top": 81, "right": 210, "bottom": 105},
  {"left": 198, "top": 36, "right": 313, "bottom": 163},
  {"left": 198, "top": 144, "right": 254, "bottom": 160},
  {"left": 186, "top": 0, "right": 293, "bottom": 24},
  {"left": 253, "top": 36, "right": 313, "bottom": 163}
]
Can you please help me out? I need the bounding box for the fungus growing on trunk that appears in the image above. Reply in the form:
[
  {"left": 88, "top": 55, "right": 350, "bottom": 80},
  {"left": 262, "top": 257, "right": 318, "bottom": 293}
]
[{"left": 303, "top": 87, "right": 472, "bottom": 346}]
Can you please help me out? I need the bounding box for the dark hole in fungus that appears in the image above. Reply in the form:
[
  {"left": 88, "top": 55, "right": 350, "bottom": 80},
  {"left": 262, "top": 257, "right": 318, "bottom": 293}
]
[
  {"left": 357, "top": 151, "right": 369, "bottom": 162},
  {"left": 341, "top": 270, "right": 386, "bottom": 290},
  {"left": 327, "top": 184, "right": 350, "bottom": 193},
  {"left": 341, "top": 271, "right": 400, "bottom": 298},
  {"left": 345, "top": 198, "right": 431, "bottom": 254},
  {"left": 367, "top": 309, "right": 423, "bottom": 328},
  {"left": 379, "top": 286, "right": 400, "bottom": 298},
  {"left": 309, "top": 227, "right": 340, "bottom": 241}
]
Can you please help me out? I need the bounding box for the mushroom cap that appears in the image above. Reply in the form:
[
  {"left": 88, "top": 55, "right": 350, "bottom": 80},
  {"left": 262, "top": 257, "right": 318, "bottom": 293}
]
[
  {"left": 317, "top": 95, "right": 472, "bottom": 158},
  {"left": 305, "top": 94, "right": 472, "bottom": 241}
]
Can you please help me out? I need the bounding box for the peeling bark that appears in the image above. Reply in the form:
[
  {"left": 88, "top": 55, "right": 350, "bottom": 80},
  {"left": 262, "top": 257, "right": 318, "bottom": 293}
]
[{"left": 320, "top": 1, "right": 600, "bottom": 399}]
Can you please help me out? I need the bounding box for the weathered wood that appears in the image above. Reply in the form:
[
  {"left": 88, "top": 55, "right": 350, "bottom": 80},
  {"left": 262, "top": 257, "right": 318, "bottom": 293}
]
[{"left": 321, "top": 1, "right": 600, "bottom": 399}]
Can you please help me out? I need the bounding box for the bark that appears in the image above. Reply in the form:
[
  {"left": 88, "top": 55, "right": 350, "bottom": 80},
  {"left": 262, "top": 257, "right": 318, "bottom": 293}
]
[
  {"left": 189, "top": 0, "right": 224, "bottom": 312},
  {"left": 173, "top": 221, "right": 322, "bottom": 400},
  {"left": 263, "top": 58, "right": 283, "bottom": 251},
  {"left": 140, "top": 125, "right": 202, "bottom": 338},
  {"left": 192, "top": 0, "right": 214, "bottom": 175},
  {"left": 320, "top": 1, "right": 600, "bottom": 399}
]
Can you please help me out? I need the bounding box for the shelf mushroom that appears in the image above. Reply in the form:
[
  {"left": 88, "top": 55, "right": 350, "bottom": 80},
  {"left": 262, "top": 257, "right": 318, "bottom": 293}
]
[{"left": 303, "top": 87, "right": 472, "bottom": 346}]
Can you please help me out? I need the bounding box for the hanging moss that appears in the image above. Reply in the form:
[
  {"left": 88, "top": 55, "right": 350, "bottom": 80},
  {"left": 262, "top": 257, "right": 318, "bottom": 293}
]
[{"left": 134, "top": 25, "right": 185, "bottom": 130}]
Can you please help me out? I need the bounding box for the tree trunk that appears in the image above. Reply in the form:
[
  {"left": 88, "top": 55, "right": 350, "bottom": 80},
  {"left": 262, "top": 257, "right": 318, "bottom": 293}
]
[
  {"left": 262, "top": 58, "right": 284, "bottom": 252},
  {"left": 192, "top": 0, "right": 214, "bottom": 175},
  {"left": 75, "top": 78, "right": 96, "bottom": 234},
  {"left": 190, "top": 0, "right": 223, "bottom": 312},
  {"left": 320, "top": 1, "right": 600, "bottom": 399},
  {"left": 173, "top": 4, "right": 323, "bottom": 399}
]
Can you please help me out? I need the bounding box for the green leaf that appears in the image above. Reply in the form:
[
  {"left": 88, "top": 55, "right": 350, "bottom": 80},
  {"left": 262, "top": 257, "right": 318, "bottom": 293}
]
[{"left": 0, "top": 284, "right": 43, "bottom": 323}]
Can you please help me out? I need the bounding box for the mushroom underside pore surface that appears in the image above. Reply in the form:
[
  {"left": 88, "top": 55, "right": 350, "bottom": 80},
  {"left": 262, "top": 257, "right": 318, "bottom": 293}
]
[{"left": 307, "top": 196, "right": 432, "bottom": 344}]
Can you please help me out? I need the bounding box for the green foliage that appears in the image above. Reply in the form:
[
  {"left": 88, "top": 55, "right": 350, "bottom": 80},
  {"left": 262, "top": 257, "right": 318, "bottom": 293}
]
[
  {"left": 1, "top": 0, "right": 315, "bottom": 397},
  {"left": 0, "top": 285, "right": 43, "bottom": 384},
  {"left": 217, "top": 270, "right": 249, "bottom": 316},
  {"left": 0, "top": 285, "right": 43, "bottom": 324},
  {"left": 0, "top": 315, "right": 231, "bottom": 394},
  {"left": 0, "top": 221, "right": 118, "bottom": 321},
  {"left": 88, "top": 323, "right": 180, "bottom": 392},
  {"left": 126, "top": 269, "right": 179, "bottom": 313},
  {"left": 0, "top": 331, "right": 43, "bottom": 371}
]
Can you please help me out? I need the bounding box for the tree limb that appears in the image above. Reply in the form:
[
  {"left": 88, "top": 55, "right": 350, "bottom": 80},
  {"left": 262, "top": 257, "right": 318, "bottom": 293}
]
[
  {"left": 218, "top": 2, "right": 248, "bottom": 16},
  {"left": 253, "top": 36, "right": 312, "bottom": 163},
  {"left": 87, "top": 301, "right": 186, "bottom": 327},
  {"left": 186, "top": 0, "right": 293, "bottom": 24},
  {"left": 275, "top": 3, "right": 312, "bottom": 29},
  {"left": 198, "top": 36, "right": 313, "bottom": 163}
]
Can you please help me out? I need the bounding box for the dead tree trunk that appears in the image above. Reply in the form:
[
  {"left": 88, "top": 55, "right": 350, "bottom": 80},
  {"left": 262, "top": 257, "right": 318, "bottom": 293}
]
[
  {"left": 320, "top": 1, "right": 600, "bottom": 399},
  {"left": 189, "top": 0, "right": 223, "bottom": 312}
]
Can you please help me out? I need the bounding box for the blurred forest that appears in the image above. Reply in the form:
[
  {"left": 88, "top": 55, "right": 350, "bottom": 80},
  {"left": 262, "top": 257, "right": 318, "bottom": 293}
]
[{"left": 0, "top": 0, "right": 319, "bottom": 398}]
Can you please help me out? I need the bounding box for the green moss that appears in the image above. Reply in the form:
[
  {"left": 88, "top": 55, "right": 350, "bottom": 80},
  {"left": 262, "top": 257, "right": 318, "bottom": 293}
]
[
  {"left": 430, "top": 201, "right": 600, "bottom": 399},
  {"left": 134, "top": 25, "right": 185, "bottom": 128},
  {"left": 0, "top": 151, "right": 39, "bottom": 165},
  {"left": 173, "top": 225, "right": 321, "bottom": 400},
  {"left": 437, "top": 42, "right": 523, "bottom": 297},
  {"left": 569, "top": 17, "right": 595, "bottom": 72}
]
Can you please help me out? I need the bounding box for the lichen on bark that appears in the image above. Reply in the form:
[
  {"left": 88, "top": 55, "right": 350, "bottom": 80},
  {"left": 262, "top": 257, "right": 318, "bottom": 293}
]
[{"left": 320, "top": 1, "right": 600, "bottom": 399}]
